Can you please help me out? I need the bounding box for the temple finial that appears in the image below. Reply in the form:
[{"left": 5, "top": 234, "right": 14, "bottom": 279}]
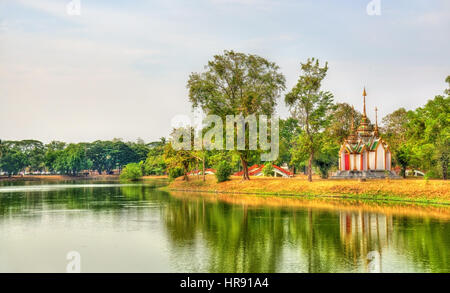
[
  {"left": 375, "top": 106, "right": 378, "bottom": 127},
  {"left": 374, "top": 106, "right": 379, "bottom": 136},
  {"left": 362, "top": 87, "right": 367, "bottom": 116}
]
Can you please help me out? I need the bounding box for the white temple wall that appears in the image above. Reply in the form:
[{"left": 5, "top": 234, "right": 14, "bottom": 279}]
[
  {"left": 340, "top": 152, "right": 346, "bottom": 170},
  {"left": 376, "top": 146, "right": 385, "bottom": 170},
  {"left": 369, "top": 152, "right": 376, "bottom": 170},
  {"left": 356, "top": 154, "right": 361, "bottom": 171}
]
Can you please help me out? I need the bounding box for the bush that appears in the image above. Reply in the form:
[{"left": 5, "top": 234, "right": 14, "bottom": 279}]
[
  {"left": 168, "top": 167, "right": 184, "bottom": 179},
  {"left": 120, "top": 163, "right": 142, "bottom": 181},
  {"left": 215, "top": 161, "right": 232, "bottom": 182},
  {"left": 262, "top": 163, "right": 274, "bottom": 177}
]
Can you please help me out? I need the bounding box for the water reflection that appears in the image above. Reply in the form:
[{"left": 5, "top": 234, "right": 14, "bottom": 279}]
[{"left": 0, "top": 181, "right": 448, "bottom": 272}]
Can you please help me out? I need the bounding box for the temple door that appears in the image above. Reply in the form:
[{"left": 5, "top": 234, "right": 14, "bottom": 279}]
[{"left": 344, "top": 154, "right": 350, "bottom": 170}]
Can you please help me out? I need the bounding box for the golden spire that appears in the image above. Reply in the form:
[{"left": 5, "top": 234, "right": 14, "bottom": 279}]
[
  {"left": 362, "top": 87, "right": 367, "bottom": 117},
  {"left": 347, "top": 105, "right": 358, "bottom": 144},
  {"left": 375, "top": 106, "right": 378, "bottom": 127},
  {"left": 357, "top": 87, "right": 371, "bottom": 138}
]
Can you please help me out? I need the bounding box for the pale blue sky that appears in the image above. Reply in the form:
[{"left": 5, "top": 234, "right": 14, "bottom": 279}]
[{"left": 0, "top": 0, "right": 449, "bottom": 143}]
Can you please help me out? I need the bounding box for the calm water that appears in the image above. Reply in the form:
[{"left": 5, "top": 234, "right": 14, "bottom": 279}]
[{"left": 0, "top": 180, "right": 448, "bottom": 273}]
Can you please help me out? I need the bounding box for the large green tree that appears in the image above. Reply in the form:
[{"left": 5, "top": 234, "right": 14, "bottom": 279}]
[
  {"left": 407, "top": 92, "right": 449, "bottom": 179},
  {"left": 382, "top": 107, "right": 411, "bottom": 177},
  {"left": 0, "top": 142, "right": 27, "bottom": 176},
  {"left": 285, "top": 58, "right": 335, "bottom": 182},
  {"left": 187, "top": 50, "right": 286, "bottom": 180}
]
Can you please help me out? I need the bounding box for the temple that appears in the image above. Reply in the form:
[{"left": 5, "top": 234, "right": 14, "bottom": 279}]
[{"left": 332, "top": 88, "right": 399, "bottom": 179}]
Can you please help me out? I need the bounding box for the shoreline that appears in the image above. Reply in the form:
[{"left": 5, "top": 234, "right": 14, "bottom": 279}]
[
  {"left": 168, "top": 176, "right": 450, "bottom": 206},
  {"left": 0, "top": 174, "right": 169, "bottom": 182},
  {"left": 0, "top": 174, "right": 120, "bottom": 182}
]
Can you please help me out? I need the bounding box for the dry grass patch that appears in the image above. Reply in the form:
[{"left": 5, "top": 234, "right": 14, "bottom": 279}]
[{"left": 169, "top": 175, "right": 450, "bottom": 203}]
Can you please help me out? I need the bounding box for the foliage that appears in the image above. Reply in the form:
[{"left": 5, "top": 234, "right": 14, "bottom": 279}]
[
  {"left": 120, "top": 163, "right": 142, "bottom": 181},
  {"left": 168, "top": 167, "right": 184, "bottom": 179},
  {"left": 262, "top": 163, "right": 274, "bottom": 177},
  {"left": 143, "top": 138, "right": 167, "bottom": 175},
  {"left": 215, "top": 161, "right": 233, "bottom": 182},
  {"left": 313, "top": 134, "right": 339, "bottom": 178},
  {"left": 285, "top": 58, "right": 335, "bottom": 181},
  {"left": 163, "top": 137, "right": 196, "bottom": 181},
  {"left": 0, "top": 145, "right": 27, "bottom": 176},
  {"left": 327, "top": 103, "right": 363, "bottom": 144},
  {"left": 187, "top": 50, "right": 286, "bottom": 180},
  {"left": 395, "top": 144, "right": 412, "bottom": 178},
  {"left": 275, "top": 118, "right": 302, "bottom": 170},
  {"left": 53, "top": 144, "right": 92, "bottom": 175},
  {"left": 382, "top": 76, "right": 449, "bottom": 179}
]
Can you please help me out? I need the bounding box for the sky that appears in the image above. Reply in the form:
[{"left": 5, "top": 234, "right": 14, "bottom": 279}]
[{"left": 0, "top": 0, "right": 449, "bottom": 143}]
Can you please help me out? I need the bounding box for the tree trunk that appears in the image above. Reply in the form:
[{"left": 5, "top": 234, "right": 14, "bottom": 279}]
[
  {"left": 402, "top": 166, "right": 406, "bottom": 179},
  {"left": 202, "top": 157, "right": 206, "bottom": 182},
  {"left": 183, "top": 162, "right": 189, "bottom": 181},
  {"left": 308, "top": 151, "right": 313, "bottom": 182},
  {"left": 240, "top": 155, "right": 250, "bottom": 180}
]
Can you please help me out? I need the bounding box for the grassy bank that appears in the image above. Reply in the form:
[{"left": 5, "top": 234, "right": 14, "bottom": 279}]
[{"left": 169, "top": 175, "right": 450, "bottom": 205}]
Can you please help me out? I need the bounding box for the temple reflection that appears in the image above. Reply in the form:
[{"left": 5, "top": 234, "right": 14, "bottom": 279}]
[{"left": 339, "top": 211, "right": 393, "bottom": 272}]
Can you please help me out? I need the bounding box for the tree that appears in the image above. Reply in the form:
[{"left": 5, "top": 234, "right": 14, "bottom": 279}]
[
  {"left": 144, "top": 138, "right": 167, "bottom": 175},
  {"left": 327, "top": 103, "right": 363, "bottom": 144},
  {"left": 164, "top": 142, "right": 196, "bottom": 181},
  {"left": 275, "top": 118, "right": 302, "bottom": 172},
  {"left": 187, "top": 50, "right": 286, "bottom": 180},
  {"left": 0, "top": 142, "right": 27, "bottom": 176},
  {"left": 215, "top": 161, "right": 232, "bottom": 182},
  {"left": 129, "top": 141, "right": 150, "bottom": 163},
  {"left": 111, "top": 141, "right": 136, "bottom": 173},
  {"left": 313, "top": 133, "right": 339, "bottom": 178},
  {"left": 262, "top": 163, "right": 274, "bottom": 177},
  {"left": 120, "top": 163, "right": 142, "bottom": 181},
  {"left": 54, "top": 144, "right": 91, "bottom": 175},
  {"left": 395, "top": 144, "right": 412, "bottom": 178},
  {"left": 405, "top": 78, "right": 449, "bottom": 179},
  {"left": 382, "top": 108, "right": 409, "bottom": 146},
  {"left": 86, "top": 141, "right": 109, "bottom": 174},
  {"left": 44, "top": 141, "right": 66, "bottom": 172},
  {"left": 285, "top": 58, "right": 335, "bottom": 182}
]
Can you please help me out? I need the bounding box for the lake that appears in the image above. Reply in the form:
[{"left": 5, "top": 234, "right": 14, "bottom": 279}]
[{"left": 0, "top": 179, "right": 448, "bottom": 273}]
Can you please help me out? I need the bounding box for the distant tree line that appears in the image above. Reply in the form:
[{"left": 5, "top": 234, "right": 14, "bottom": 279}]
[{"left": 0, "top": 138, "right": 167, "bottom": 177}]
